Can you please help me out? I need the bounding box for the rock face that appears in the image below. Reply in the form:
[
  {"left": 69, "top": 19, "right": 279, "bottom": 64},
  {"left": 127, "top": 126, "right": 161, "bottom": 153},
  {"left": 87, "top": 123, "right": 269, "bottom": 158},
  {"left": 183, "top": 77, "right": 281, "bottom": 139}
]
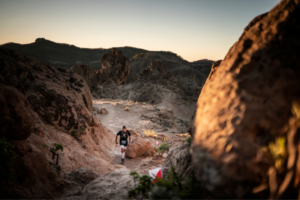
[
  {"left": 162, "top": 143, "right": 193, "bottom": 180},
  {"left": 0, "top": 49, "right": 115, "bottom": 199},
  {"left": 0, "top": 84, "right": 35, "bottom": 140},
  {"left": 84, "top": 168, "right": 134, "bottom": 200},
  {"left": 63, "top": 167, "right": 99, "bottom": 187},
  {"left": 99, "top": 48, "right": 130, "bottom": 85},
  {"left": 70, "top": 64, "right": 97, "bottom": 89},
  {"left": 193, "top": 0, "right": 300, "bottom": 198},
  {"left": 125, "top": 138, "right": 156, "bottom": 158}
]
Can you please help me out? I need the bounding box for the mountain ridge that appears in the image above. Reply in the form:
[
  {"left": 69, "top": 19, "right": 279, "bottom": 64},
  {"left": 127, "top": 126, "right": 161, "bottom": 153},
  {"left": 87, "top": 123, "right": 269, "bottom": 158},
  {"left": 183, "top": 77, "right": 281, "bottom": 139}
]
[{"left": 0, "top": 38, "right": 210, "bottom": 70}]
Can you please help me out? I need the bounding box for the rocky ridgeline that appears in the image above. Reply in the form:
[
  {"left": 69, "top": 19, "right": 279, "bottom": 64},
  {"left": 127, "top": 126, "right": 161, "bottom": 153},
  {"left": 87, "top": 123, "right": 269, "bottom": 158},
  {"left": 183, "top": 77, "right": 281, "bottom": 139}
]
[
  {"left": 71, "top": 49, "right": 212, "bottom": 106},
  {"left": 0, "top": 49, "right": 116, "bottom": 199}
]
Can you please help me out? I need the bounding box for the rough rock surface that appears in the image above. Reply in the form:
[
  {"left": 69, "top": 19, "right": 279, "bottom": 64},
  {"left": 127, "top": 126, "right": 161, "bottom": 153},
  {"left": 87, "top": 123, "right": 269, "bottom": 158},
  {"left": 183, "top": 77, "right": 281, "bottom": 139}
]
[
  {"left": 162, "top": 143, "right": 193, "bottom": 180},
  {"left": 0, "top": 84, "right": 35, "bottom": 140},
  {"left": 99, "top": 48, "right": 130, "bottom": 85},
  {"left": 193, "top": 0, "right": 300, "bottom": 198},
  {"left": 141, "top": 108, "right": 176, "bottom": 129},
  {"left": 125, "top": 138, "right": 156, "bottom": 158},
  {"left": 70, "top": 64, "right": 97, "bottom": 89},
  {"left": 63, "top": 167, "right": 99, "bottom": 188},
  {"left": 83, "top": 168, "right": 134, "bottom": 200},
  {"left": 0, "top": 49, "right": 115, "bottom": 199}
]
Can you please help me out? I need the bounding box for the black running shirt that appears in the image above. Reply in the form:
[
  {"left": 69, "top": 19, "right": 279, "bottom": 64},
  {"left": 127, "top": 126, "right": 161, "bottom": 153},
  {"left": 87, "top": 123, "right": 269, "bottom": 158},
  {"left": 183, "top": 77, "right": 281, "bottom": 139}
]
[{"left": 117, "top": 130, "right": 131, "bottom": 146}]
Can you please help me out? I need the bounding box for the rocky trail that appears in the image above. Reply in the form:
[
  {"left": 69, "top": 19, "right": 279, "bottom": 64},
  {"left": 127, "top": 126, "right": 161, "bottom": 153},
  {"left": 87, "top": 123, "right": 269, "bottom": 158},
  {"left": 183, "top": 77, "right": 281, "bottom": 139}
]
[{"left": 58, "top": 99, "right": 189, "bottom": 200}]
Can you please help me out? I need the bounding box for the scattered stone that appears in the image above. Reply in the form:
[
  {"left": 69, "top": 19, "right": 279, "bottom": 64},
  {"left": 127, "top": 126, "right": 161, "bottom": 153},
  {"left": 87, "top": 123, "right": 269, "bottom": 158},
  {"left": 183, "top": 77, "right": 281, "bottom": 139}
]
[{"left": 96, "top": 107, "right": 108, "bottom": 114}]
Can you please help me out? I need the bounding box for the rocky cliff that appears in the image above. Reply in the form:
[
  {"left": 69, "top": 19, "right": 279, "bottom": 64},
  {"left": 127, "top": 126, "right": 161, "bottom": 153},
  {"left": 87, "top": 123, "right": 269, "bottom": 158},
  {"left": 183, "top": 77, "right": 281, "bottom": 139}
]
[
  {"left": 193, "top": 0, "right": 300, "bottom": 198},
  {"left": 70, "top": 48, "right": 130, "bottom": 90},
  {"left": 0, "top": 49, "right": 116, "bottom": 199}
]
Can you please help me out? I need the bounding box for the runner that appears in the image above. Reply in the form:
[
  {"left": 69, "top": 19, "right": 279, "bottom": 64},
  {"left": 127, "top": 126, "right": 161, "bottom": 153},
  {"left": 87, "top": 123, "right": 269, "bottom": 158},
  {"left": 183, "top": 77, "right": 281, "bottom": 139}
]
[{"left": 115, "top": 125, "right": 131, "bottom": 164}]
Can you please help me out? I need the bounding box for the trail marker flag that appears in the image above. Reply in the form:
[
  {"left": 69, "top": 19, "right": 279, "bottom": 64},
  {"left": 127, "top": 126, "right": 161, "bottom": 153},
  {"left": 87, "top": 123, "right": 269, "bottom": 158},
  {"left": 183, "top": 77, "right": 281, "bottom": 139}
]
[{"left": 149, "top": 167, "right": 162, "bottom": 183}]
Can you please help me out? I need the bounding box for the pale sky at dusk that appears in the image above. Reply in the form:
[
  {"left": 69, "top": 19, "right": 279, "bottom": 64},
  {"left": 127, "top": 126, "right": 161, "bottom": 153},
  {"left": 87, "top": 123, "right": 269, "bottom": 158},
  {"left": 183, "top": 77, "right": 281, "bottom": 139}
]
[{"left": 0, "top": 0, "right": 280, "bottom": 61}]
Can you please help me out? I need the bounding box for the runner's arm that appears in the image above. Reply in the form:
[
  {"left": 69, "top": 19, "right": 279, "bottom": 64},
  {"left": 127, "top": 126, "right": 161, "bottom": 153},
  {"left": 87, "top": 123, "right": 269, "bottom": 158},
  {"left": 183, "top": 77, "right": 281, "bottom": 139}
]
[{"left": 115, "top": 134, "right": 118, "bottom": 144}]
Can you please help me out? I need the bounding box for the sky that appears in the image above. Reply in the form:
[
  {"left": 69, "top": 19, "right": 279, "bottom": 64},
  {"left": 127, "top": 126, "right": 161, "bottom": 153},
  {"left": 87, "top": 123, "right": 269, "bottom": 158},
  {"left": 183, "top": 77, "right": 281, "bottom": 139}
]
[{"left": 0, "top": 0, "right": 280, "bottom": 61}]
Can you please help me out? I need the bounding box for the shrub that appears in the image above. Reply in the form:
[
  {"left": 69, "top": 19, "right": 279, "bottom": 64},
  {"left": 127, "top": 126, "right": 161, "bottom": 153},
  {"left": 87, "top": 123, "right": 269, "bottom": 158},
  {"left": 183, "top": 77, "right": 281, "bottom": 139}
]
[
  {"left": 0, "top": 138, "right": 18, "bottom": 180},
  {"left": 125, "top": 107, "right": 130, "bottom": 111},
  {"left": 71, "top": 130, "right": 77, "bottom": 137},
  {"left": 156, "top": 142, "right": 169, "bottom": 157},
  {"left": 52, "top": 143, "right": 63, "bottom": 153},
  {"left": 80, "top": 126, "right": 86, "bottom": 132}
]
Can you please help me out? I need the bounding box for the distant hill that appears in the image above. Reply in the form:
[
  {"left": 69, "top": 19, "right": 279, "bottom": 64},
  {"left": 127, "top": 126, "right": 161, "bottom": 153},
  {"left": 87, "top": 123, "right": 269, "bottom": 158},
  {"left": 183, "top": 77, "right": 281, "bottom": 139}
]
[{"left": 0, "top": 38, "right": 195, "bottom": 70}]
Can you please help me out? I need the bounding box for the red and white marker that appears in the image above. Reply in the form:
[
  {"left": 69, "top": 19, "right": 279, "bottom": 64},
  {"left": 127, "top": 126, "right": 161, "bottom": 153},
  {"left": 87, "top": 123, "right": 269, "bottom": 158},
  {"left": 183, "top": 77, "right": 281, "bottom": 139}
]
[
  {"left": 149, "top": 167, "right": 162, "bottom": 183},
  {"left": 156, "top": 141, "right": 159, "bottom": 146}
]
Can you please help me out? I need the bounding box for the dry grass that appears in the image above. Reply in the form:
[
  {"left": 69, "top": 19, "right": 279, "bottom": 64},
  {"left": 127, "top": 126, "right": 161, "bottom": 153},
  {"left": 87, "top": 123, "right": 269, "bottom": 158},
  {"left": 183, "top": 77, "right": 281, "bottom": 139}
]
[
  {"left": 142, "top": 129, "right": 157, "bottom": 137},
  {"left": 125, "top": 107, "right": 130, "bottom": 111}
]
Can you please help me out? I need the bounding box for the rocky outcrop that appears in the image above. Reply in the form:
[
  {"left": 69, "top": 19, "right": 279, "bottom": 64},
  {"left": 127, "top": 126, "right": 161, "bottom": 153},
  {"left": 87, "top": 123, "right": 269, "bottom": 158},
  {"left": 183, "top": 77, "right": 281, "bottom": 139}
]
[
  {"left": 193, "top": 0, "right": 300, "bottom": 198},
  {"left": 125, "top": 138, "right": 156, "bottom": 158},
  {"left": 0, "top": 49, "right": 115, "bottom": 199},
  {"left": 98, "top": 48, "right": 130, "bottom": 85},
  {"left": 70, "top": 64, "right": 97, "bottom": 89}
]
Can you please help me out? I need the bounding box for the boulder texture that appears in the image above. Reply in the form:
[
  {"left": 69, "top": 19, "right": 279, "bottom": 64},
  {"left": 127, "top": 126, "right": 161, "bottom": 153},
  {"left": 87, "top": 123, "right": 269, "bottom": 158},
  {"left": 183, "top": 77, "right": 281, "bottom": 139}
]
[
  {"left": 162, "top": 143, "right": 193, "bottom": 180},
  {"left": 0, "top": 49, "right": 116, "bottom": 199},
  {"left": 125, "top": 138, "right": 156, "bottom": 158},
  {"left": 193, "top": 0, "right": 300, "bottom": 198}
]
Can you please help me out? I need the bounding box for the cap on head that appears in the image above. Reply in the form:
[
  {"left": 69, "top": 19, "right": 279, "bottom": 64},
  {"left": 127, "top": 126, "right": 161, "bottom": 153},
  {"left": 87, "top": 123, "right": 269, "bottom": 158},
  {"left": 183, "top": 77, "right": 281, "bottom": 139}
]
[{"left": 123, "top": 125, "right": 126, "bottom": 129}]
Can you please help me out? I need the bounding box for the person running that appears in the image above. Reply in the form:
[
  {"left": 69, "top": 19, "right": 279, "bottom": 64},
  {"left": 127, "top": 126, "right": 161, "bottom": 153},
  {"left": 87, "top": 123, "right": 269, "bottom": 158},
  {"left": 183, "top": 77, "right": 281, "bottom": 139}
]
[{"left": 115, "top": 125, "right": 131, "bottom": 164}]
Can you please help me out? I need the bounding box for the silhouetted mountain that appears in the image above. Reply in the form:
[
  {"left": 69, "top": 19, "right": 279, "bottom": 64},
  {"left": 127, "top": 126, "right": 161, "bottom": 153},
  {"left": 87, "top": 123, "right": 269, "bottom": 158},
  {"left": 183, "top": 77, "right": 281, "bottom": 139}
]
[{"left": 1, "top": 38, "right": 211, "bottom": 71}]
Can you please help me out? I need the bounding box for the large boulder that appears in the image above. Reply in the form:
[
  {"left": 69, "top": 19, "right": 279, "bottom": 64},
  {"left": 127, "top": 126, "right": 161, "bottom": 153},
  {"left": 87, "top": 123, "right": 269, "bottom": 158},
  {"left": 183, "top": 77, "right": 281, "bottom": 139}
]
[
  {"left": 193, "top": 0, "right": 300, "bottom": 198},
  {"left": 125, "top": 138, "right": 156, "bottom": 158}
]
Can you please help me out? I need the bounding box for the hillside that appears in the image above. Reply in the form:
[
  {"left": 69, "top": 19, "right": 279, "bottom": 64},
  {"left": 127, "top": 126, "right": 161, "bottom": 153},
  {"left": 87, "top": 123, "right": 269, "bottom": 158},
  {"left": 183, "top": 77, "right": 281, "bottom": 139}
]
[{"left": 0, "top": 38, "right": 208, "bottom": 70}]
